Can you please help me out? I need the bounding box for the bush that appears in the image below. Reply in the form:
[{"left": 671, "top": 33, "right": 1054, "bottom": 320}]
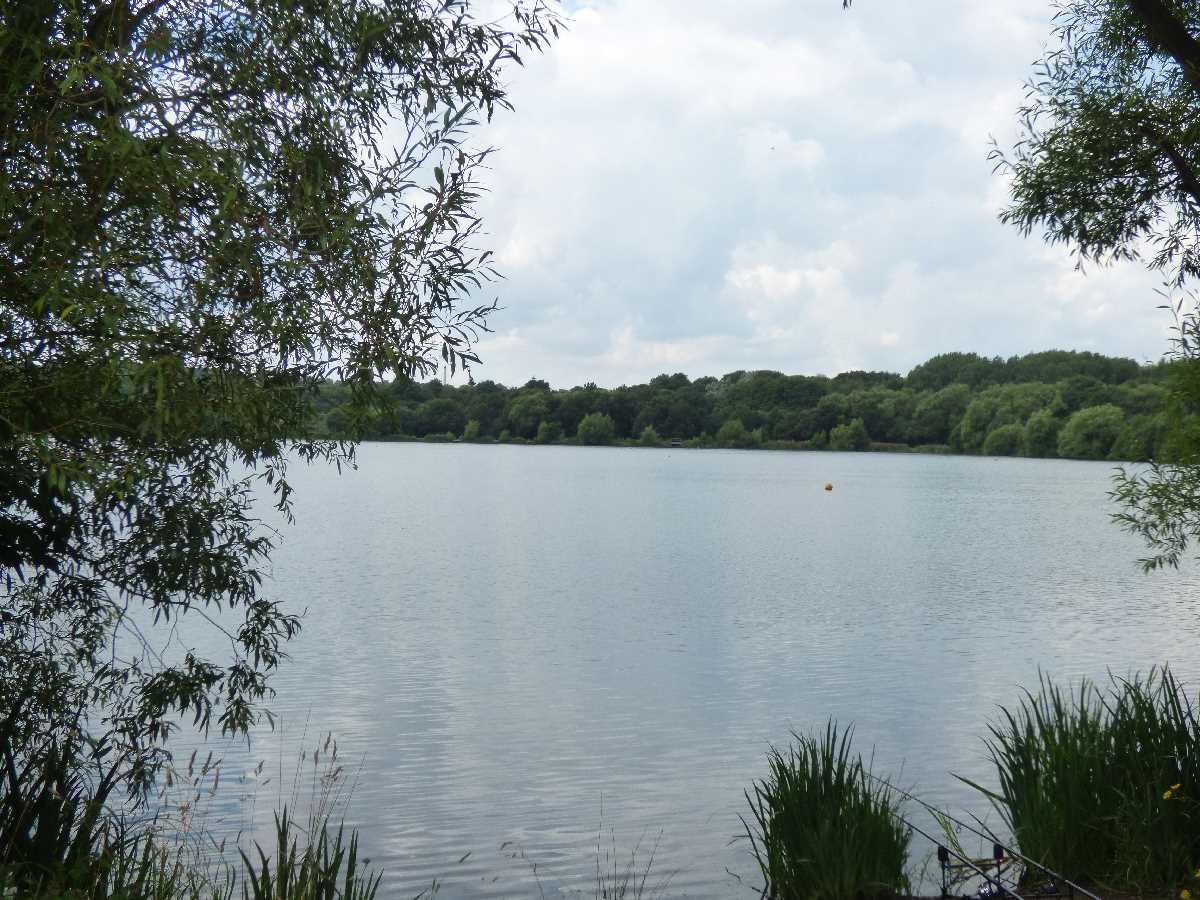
[
  {"left": 637, "top": 425, "right": 661, "bottom": 447},
  {"left": 982, "top": 423, "right": 1025, "bottom": 456},
  {"left": 576, "top": 412, "right": 616, "bottom": 445},
  {"left": 828, "top": 418, "right": 870, "bottom": 451},
  {"left": 534, "top": 420, "right": 563, "bottom": 444},
  {"left": 463, "top": 419, "right": 481, "bottom": 441},
  {"left": 744, "top": 722, "right": 910, "bottom": 900},
  {"left": 969, "top": 668, "right": 1200, "bottom": 892},
  {"left": 716, "top": 418, "right": 753, "bottom": 448},
  {"left": 497, "top": 429, "right": 512, "bottom": 443}
]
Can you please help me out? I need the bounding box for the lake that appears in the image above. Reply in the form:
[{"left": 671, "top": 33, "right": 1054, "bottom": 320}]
[{"left": 173, "top": 443, "right": 1200, "bottom": 898}]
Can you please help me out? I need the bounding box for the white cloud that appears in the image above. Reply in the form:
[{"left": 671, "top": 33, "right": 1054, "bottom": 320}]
[{"left": 455, "top": 0, "right": 1178, "bottom": 387}]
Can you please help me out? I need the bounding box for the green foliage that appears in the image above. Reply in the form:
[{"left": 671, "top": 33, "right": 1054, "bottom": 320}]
[
  {"left": 716, "top": 418, "right": 754, "bottom": 448},
  {"left": 507, "top": 391, "right": 551, "bottom": 440},
  {"left": 909, "top": 384, "right": 971, "bottom": 445},
  {"left": 994, "top": 2, "right": 1200, "bottom": 567},
  {"left": 828, "top": 418, "right": 870, "bottom": 452},
  {"left": 462, "top": 419, "right": 481, "bottom": 442},
  {"left": 744, "top": 722, "right": 910, "bottom": 900},
  {"left": 1022, "top": 409, "right": 1061, "bottom": 458},
  {"left": 995, "top": 3, "right": 1200, "bottom": 287},
  {"left": 0, "top": 732, "right": 123, "bottom": 896},
  {"left": 981, "top": 423, "right": 1024, "bottom": 456},
  {"left": 0, "top": 724, "right": 381, "bottom": 900},
  {"left": 1113, "top": 357, "right": 1200, "bottom": 569},
  {"left": 637, "top": 425, "right": 661, "bottom": 447},
  {"left": 1057, "top": 404, "right": 1125, "bottom": 460},
  {"left": 576, "top": 413, "right": 616, "bottom": 446},
  {"left": 535, "top": 419, "right": 563, "bottom": 444},
  {"left": 415, "top": 398, "right": 467, "bottom": 438},
  {"left": 241, "top": 810, "right": 381, "bottom": 900},
  {"left": 965, "top": 669, "right": 1200, "bottom": 892},
  {"left": 958, "top": 384, "right": 1057, "bottom": 451},
  {"left": 1056, "top": 375, "right": 1111, "bottom": 414},
  {"left": 1108, "top": 414, "right": 1165, "bottom": 462},
  {"left": 906, "top": 353, "right": 1000, "bottom": 392},
  {"left": 315, "top": 350, "right": 1171, "bottom": 462},
  {"left": 0, "top": 0, "right": 561, "bottom": 790}
]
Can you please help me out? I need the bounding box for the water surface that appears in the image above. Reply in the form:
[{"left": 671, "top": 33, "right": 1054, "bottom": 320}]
[{"left": 178, "top": 444, "right": 1200, "bottom": 898}]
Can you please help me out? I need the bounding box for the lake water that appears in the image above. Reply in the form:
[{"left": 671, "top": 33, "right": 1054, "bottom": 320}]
[{"left": 172, "top": 443, "right": 1200, "bottom": 898}]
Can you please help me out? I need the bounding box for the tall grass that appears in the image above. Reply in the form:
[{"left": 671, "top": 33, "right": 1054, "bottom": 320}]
[
  {"left": 743, "top": 721, "right": 910, "bottom": 900},
  {"left": 0, "top": 729, "right": 383, "bottom": 900},
  {"left": 239, "top": 809, "right": 380, "bottom": 900},
  {"left": 967, "top": 667, "right": 1200, "bottom": 893}
]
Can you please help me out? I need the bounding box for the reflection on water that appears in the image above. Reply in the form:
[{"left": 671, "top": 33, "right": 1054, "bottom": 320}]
[{"left": 164, "top": 444, "right": 1200, "bottom": 898}]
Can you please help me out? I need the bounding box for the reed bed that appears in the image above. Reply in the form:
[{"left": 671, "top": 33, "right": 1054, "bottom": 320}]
[
  {"left": 743, "top": 721, "right": 910, "bottom": 900},
  {"left": 0, "top": 731, "right": 382, "bottom": 900},
  {"left": 967, "top": 667, "right": 1200, "bottom": 894}
]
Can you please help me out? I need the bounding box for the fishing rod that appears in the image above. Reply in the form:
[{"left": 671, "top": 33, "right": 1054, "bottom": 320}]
[
  {"left": 866, "top": 772, "right": 1102, "bottom": 900},
  {"left": 900, "top": 813, "right": 1024, "bottom": 900}
]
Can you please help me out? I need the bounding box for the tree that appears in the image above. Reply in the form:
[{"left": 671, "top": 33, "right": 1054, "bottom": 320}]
[
  {"left": 1056, "top": 375, "right": 1112, "bottom": 413},
  {"left": 1023, "top": 409, "right": 1062, "bottom": 458},
  {"left": 906, "top": 352, "right": 1001, "bottom": 392},
  {"left": 507, "top": 391, "right": 551, "bottom": 440},
  {"left": 534, "top": 419, "right": 563, "bottom": 444},
  {"left": 415, "top": 397, "right": 467, "bottom": 437},
  {"left": 716, "top": 418, "right": 760, "bottom": 448},
  {"left": 992, "top": 0, "right": 1200, "bottom": 567},
  {"left": 909, "top": 384, "right": 971, "bottom": 445},
  {"left": 983, "top": 423, "right": 1025, "bottom": 457},
  {"left": 998, "top": 1, "right": 1200, "bottom": 288},
  {"left": 638, "top": 425, "right": 661, "bottom": 447},
  {"left": 958, "top": 384, "right": 1057, "bottom": 451},
  {"left": 465, "top": 383, "right": 509, "bottom": 436},
  {"left": 576, "top": 412, "right": 616, "bottom": 445},
  {"left": 1108, "top": 413, "right": 1167, "bottom": 460},
  {"left": 1, "top": 0, "right": 559, "bottom": 789},
  {"left": 829, "top": 417, "right": 871, "bottom": 451},
  {"left": 1058, "top": 404, "right": 1127, "bottom": 459}
]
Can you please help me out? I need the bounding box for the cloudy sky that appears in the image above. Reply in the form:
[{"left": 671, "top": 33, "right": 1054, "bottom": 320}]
[{"left": 461, "top": 0, "right": 1173, "bottom": 388}]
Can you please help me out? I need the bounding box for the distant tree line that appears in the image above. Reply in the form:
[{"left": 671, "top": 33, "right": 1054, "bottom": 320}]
[{"left": 313, "top": 350, "right": 1195, "bottom": 461}]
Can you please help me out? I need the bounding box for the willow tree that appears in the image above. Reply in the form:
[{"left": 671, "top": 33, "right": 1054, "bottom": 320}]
[
  {"left": 0, "top": 0, "right": 559, "bottom": 790},
  {"left": 991, "top": 0, "right": 1200, "bottom": 570}
]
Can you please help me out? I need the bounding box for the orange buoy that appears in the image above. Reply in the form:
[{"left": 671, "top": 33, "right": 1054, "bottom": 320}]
[{"left": 824, "top": 483, "right": 833, "bottom": 491}]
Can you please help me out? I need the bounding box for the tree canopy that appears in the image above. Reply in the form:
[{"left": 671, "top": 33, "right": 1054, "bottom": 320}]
[
  {"left": 314, "top": 349, "right": 1178, "bottom": 462},
  {"left": 0, "top": 0, "right": 559, "bottom": 788},
  {"left": 990, "top": 0, "right": 1200, "bottom": 569}
]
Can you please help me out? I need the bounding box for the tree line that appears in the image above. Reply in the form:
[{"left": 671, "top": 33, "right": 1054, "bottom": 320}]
[{"left": 314, "top": 349, "right": 1194, "bottom": 461}]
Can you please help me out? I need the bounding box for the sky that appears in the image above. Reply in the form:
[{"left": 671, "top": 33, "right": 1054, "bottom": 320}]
[{"left": 458, "top": 0, "right": 1175, "bottom": 388}]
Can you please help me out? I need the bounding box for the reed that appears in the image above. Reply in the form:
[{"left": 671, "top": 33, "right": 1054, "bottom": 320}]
[
  {"left": 743, "top": 721, "right": 910, "bottom": 900},
  {"left": 0, "top": 729, "right": 382, "bottom": 900},
  {"left": 966, "top": 667, "right": 1200, "bottom": 893},
  {"left": 240, "top": 809, "right": 381, "bottom": 900}
]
